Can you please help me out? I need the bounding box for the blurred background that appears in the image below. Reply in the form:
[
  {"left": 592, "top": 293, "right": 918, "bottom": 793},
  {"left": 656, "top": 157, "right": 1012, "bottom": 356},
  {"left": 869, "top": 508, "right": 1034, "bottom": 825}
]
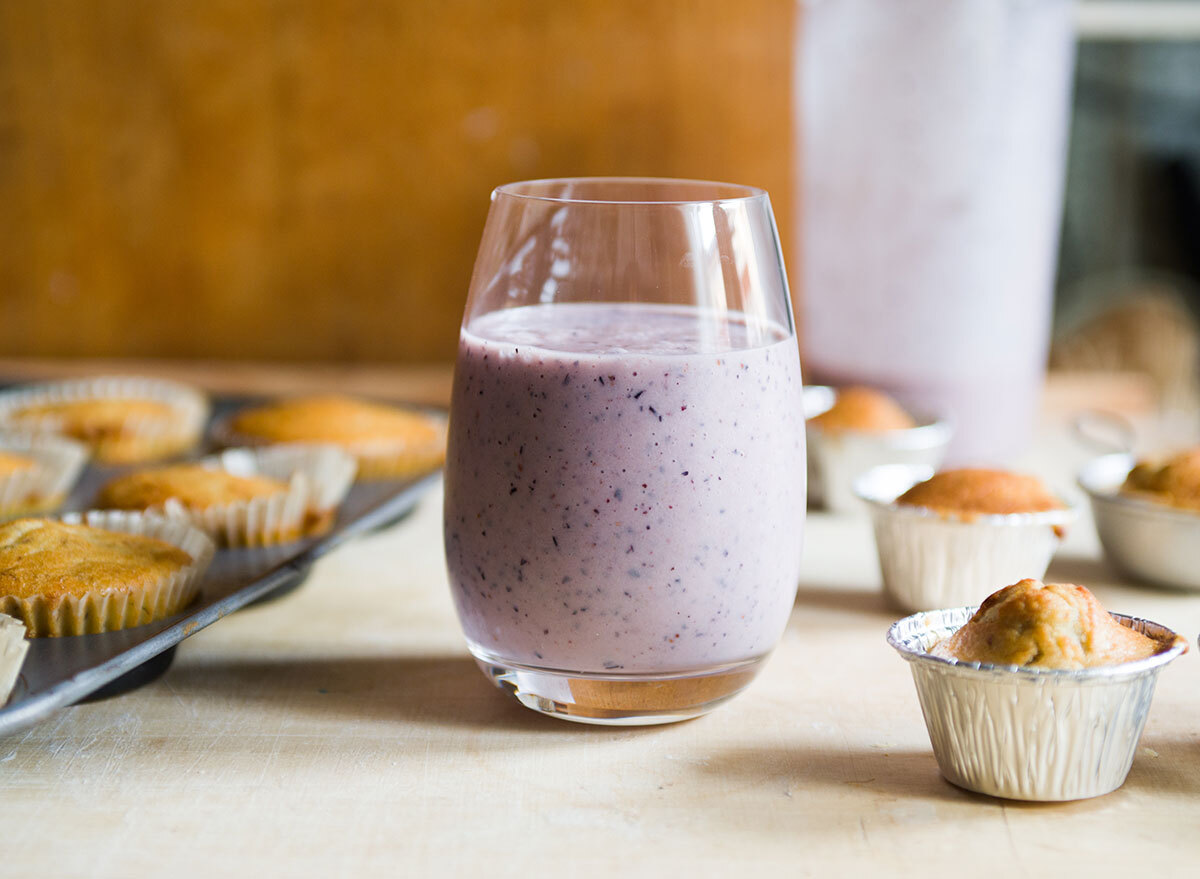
[
  {"left": 0, "top": 0, "right": 793, "bottom": 363},
  {"left": 0, "top": 0, "right": 1197, "bottom": 403}
]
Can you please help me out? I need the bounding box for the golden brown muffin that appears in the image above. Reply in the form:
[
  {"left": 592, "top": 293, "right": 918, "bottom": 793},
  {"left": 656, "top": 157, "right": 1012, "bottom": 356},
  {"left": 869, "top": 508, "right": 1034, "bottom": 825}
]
[
  {"left": 896, "top": 469, "right": 1065, "bottom": 517},
  {"left": 98, "top": 465, "right": 287, "bottom": 512},
  {"left": 9, "top": 398, "right": 193, "bottom": 463},
  {"left": 1122, "top": 447, "right": 1200, "bottom": 512},
  {"left": 931, "top": 579, "right": 1163, "bottom": 669},
  {"left": 227, "top": 395, "right": 445, "bottom": 479},
  {"left": 808, "top": 386, "right": 916, "bottom": 433},
  {"left": 0, "top": 518, "right": 196, "bottom": 636},
  {"left": 0, "top": 451, "right": 35, "bottom": 477}
]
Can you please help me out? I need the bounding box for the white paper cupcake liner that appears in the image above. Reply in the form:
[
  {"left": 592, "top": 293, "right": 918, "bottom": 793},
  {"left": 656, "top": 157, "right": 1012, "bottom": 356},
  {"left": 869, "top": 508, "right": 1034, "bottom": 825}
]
[
  {"left": 804, "top": 386, "right": 952, "bottom": 514},
  {"left": 148, "top": 444, "right": 356, "bottom": 547},
  {"left": 212, "top": 410, "right": 446, "bottom": 480},
  {"left": 0, "top": 613, "right": 29, "bottom": 704},
  {"left": 889, "top": 607, "right": 1187, "bottom": 801},
  {"left": 0, "top": 376, "right": 209, "bottom": 463},
  {"left": 855, "top": 464, "right": 1076, "bottom": 612},
  {"left": 0, "top": 432, "right": 89, "bottom": 518},
  {"left": 0, "top": 510, "right": 215, "bottom": 637}
]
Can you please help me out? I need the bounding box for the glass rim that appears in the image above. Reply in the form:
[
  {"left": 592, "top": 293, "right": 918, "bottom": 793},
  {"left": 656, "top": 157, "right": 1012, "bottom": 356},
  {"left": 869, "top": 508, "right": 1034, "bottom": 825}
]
[{"left": 492, "top": 176, "right": 768, "bottom": 206}]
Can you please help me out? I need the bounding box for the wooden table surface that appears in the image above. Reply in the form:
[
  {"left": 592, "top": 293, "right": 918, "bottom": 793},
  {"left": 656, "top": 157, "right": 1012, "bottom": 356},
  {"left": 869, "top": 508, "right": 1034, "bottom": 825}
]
[{"left": 0, "top": 364, "right": 1197, "bottom": 877}]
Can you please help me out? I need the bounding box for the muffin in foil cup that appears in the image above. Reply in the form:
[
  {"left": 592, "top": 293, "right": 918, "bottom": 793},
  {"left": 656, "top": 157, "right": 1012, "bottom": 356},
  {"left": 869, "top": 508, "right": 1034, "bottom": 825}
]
[
  {"left": 0, "top": 612, "right": 29, "bottom": 704},
  {"left": 888, "top": 606, "right": 1187, "bottom": 801},
  {"left": 0, "top": 376, "right": 209, "bottom": 464},
  {"left": 855, "top": 464, "right": 1076, "bottom": 612},
  {"left": 0, "top": 432, "right": 89, "bottom": 518},
  {"left": 1079, "top": 452, "right": 1200, "bottom": 592},
  {"left": 804, "top": 386, "right": 951, "bottom": 514}
]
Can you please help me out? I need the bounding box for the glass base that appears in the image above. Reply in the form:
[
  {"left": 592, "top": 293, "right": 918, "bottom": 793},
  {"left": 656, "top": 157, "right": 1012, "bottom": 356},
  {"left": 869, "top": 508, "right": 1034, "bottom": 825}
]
[{"left": 470, "top": 650, "right": 765, "bottom": 726}]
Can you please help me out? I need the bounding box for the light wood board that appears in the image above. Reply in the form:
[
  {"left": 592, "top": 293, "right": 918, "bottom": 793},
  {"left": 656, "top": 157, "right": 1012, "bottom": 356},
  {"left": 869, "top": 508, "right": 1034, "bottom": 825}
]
[{"left": 0, "top": 369, "right": 1196, "bottom": 876}]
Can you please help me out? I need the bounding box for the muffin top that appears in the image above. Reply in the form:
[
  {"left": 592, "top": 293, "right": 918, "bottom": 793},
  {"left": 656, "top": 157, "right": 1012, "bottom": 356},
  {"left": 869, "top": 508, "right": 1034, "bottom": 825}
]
[
  {"left": 230, "top": 395, "right": 441, "bottom": 448},
  {"left": 1122, "top": 447, "right": 1200, "bottom": 512},
  {"left": 11, "top": 398, "right": 177, "bottom": 440},
  {"left": 931, "top": 578, "right": 1162, "bottom": 669},
  {"left": 0, "top": 518, "right": 193, "bottom": 600},
  {"left": 808, "top": 386, "right": 916, "bottom": 433},
  {"left": 0, "top": 451, "right": 35, "bottom": 477},
  {"left": 98, "top": 464, "right": 288, "bottom": 512},
  {"left": 896, "top": 469, "right": 1064, "bottom": 516}
]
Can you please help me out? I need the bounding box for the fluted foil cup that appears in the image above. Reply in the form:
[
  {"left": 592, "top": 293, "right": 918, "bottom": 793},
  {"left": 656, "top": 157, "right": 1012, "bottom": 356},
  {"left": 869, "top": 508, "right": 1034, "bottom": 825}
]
[
  {"left": 888, "top": 606, "right": 1187, "bottom": 801},
  {"left": 804, "top": 386, "right": 951, "bottom": 514},
  {"left": 856, "top": 464, "right": 1076, "bottom": 612}
]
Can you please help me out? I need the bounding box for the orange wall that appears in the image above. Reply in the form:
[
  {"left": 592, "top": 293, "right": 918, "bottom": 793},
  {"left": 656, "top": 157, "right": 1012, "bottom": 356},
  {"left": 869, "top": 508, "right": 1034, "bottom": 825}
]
[{"left": 0, "top": 0, "right": 796, "bottom": 362}]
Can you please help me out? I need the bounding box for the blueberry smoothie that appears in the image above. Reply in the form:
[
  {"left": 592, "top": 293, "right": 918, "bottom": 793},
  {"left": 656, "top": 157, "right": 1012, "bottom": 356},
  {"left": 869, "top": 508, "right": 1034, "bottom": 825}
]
[{"left": 444, "top": 302, "right": 805, "bottom": 676}]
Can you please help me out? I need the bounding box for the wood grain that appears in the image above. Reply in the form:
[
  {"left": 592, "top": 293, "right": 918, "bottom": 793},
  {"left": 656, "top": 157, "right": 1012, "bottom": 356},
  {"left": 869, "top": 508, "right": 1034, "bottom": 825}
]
[
  {"left": 0, "top": 373, "right": 1196, "bottom": 875},
  {"left": 0, "top": 0, "right": 796, "bottom": 363}
]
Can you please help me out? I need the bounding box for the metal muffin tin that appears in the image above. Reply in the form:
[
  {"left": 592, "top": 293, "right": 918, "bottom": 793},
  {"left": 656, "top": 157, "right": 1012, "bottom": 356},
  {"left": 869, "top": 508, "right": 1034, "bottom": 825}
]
[{"left": 0, "top": 393, "right": 443, "bottom": 736}]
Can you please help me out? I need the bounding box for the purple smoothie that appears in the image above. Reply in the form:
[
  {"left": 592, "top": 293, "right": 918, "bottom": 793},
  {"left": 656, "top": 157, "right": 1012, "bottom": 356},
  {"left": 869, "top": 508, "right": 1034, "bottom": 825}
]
[{"left": 444, "top": 302, "right": 805, "bottom": 675}]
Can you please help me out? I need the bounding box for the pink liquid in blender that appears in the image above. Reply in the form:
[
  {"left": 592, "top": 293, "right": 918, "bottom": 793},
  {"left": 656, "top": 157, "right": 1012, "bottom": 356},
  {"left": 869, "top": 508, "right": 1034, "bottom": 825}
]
[
  {"left": 444, "top": 302, "right": 806, "bottom": 676},
  {"left": 799, "top": 0, "right": 1076, "bottom": 462}
]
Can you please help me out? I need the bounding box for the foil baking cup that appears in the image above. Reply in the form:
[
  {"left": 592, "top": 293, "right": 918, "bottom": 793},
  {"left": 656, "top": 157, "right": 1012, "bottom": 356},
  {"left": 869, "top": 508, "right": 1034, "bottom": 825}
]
[
  {"left": 0, "top": 613, "right": 29, "bottom": 703},
  {"left": 856, "top": 464, "right": 1077, "bottom": 612},
  {"left": 1079, "top": 452, "right": 1200, "bottom": 592},
  {"left": 0, "top": 376, "right": 209, "bottom": 463},
  {"left": 0, "top": 432, "right": 89, "bottom": 518},
  {"left": 803, "top": 386, "right": 951, "bottom": 514},
  {"left": 888, "top": 606, "right": 1187, "bottom": 801}
]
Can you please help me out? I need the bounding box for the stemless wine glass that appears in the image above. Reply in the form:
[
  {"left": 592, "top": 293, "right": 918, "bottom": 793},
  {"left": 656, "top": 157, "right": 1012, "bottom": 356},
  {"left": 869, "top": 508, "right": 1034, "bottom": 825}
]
[{"left": 444, "top": 178, "right": 805, "bottom": 725}]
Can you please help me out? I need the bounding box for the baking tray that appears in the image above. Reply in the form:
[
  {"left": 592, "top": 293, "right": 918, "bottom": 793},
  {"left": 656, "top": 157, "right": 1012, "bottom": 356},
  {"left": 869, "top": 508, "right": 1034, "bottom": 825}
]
[{"left": 0, "top": 393, "right": 444, "bottom": 736}]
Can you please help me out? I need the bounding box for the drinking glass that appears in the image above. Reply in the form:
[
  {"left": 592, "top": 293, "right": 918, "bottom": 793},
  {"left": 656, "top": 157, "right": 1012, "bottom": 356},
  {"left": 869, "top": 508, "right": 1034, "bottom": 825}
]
[{"left": 444, "top": 178, "right": 806, "bottom": 725}]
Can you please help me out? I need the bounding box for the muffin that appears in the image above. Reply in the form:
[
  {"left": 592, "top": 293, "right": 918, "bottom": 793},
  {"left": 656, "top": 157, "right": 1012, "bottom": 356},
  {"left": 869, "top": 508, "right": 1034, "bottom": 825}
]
[
  {"left": 1079, "top": 451, "right": 1200, "bottom": 592},
  {"left": 0, "top": 433, "right": 89, "bottom": 518},
  {"left": 930, "top": 578, "right": 1162, "bottom": 669},
  {"left": 855, "top": 465, "right": 1075, "bottom": 611},
  {"left": 807, "top": 386, "right": 916, "bottom": 433},
  {"left": 0, "top": 612, "right": 28, "bottom": 703},
  {"left": 0, "top": 513, "right": 214, "bottom": 636},
  {"left": 804, "top": 385, "right": 950, "bottom": 513},
  {"left": 99, "top": 465, "right": 287, "bottom": 512},
  {"left": 220, "top": 395, "right": 445, "bottom": 479},
  {"left": 95, "top": 445, "right": 356, "bottom": 547},
  {"left": 897, "top": 469, "right": 1066, "bottom": 518},
  {"left": 0, "top": 377, "right": 209, "bottom": 464},
  {"left": 1122, "top": 447, "right": 1200, "bottom": 512},
  {"left": 888, "top": 584, "right": 1186, "bottom": 801}
]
